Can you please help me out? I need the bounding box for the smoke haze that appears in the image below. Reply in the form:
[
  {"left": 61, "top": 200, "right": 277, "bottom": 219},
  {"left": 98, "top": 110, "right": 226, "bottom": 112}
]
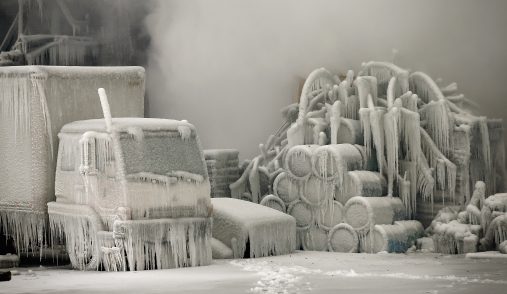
[{"left": 143, "top": 0, "right": 507, "bottom": 161}]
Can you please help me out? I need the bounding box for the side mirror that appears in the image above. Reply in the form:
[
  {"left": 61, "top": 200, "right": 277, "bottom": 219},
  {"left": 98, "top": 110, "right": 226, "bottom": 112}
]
[{"left": 79, "top": 132, "right": 96, "bottom": 175}]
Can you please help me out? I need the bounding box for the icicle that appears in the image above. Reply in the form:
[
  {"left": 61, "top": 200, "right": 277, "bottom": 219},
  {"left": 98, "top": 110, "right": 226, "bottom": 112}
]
[
  {"left": 126, "top": 126, "right": 144, "bottom": 142},
  {"left": 177, "top": 125, "right": 192, "bottom": 141},
  {"left": 416, "top": 153, "right": 435, "bottom": 202},
  {"left": 420, "top": 100, "right": 452, "bottom": 156},
  {"left": 115, "top": 218, "right": 212, "bottom": 270},
  {"left": 0, "top": 211, "right": 45, "bottom": 255},
  {"left": 330, "top": 101, "right": 341, "bottom": 144},
  {"left": 345, "top": 95, "right": 359, "bottom": 120},
  {"left": 383, "top": 108, "right": 399, "bottom": 196}
]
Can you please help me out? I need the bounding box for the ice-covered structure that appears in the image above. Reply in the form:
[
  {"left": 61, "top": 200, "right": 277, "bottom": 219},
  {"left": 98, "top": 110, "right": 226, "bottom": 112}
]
[
  {"left": 204, "top": 149, "right": 240, "bottom": 198},
  {"left": 0, "top": 0, "right": 138, "bottom": 66},
  {"left": 0, "top": 66, "right": 144, "bottom": 255},
  {"left": 230, "top": 61, "right": 506, "bottom": 254},
  {"left": 48, "top": 88, "right": 213, "bottom": 271}
]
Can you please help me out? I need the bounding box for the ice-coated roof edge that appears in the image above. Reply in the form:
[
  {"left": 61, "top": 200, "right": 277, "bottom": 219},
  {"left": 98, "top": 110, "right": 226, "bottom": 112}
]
[
  {"left": 60, "top": 118, "right": 195, "bottom": 134},
  {"left": 0, "top": 66, "right": 145, "bottom": 78}
]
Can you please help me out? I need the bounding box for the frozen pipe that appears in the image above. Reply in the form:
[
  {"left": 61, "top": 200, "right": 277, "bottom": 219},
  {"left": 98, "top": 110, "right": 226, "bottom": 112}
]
[
  {"left": 98, "top": 88, "right": 113, "bottom": 133},
  {"left": 311, "top": 144, "right": 363, "bottom": 182},
  {"left": 302, "top": 176, "right": 335, "bottom": 206},
  {"left": 317, "top": 200, "right": 344, "bottom": 230},
  {"left": 344, "top": 196, "right": 405, "bottom": 235},
  {"left": 338, "top": 171, "right": 387, "bottom": 204},
  {"left": 335, "top": 118, "right": 363, "bottom": 145},
  {"left": 328, "top": 223, "right": 359, "bottom": 253},
  {"left": 302, "top": 225, "right": 329, "bottom": 251},
  {"left": 260, "top": 194, "right": 286, "bottom": 213},
  {"left": 287, "top": 200, "right": 312, "bottom": 229},
  {"left": 500, "top": 240, "right": 507, "bottom": 254},
  {"left": 273, "top": 171, "right": 301, "bottom": 204},
  {"left": 285, "top": 145, "right": 319, "bottom": 179},
  {"left": 360, "top": 220, "right": 424, "bottom": 253}
]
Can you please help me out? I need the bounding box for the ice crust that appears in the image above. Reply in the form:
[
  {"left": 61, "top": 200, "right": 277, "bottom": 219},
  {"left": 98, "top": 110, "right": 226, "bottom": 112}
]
[
  {"left": 211, "top": 198, "right": 296, "bottom": 258},
  {"left": 0, "top": 66, "right": 144, "bottom": 254}
]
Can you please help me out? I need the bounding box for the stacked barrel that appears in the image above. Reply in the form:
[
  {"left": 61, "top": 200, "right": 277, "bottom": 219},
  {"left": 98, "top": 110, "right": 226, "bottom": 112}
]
[
  {"left": 204, "top": 149, "right": 240, "bottom": 198},
  {"left": 268, "top": 143, "right": 424, "bottom": 253}
]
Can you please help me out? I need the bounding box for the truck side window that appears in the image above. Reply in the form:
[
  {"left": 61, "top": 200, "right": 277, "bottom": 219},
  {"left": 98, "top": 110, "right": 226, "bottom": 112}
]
[
  {"left": 60, "top": 143, "right": 77, "bottom": 171},
  {"left": 94, "top": 138, "right": 116, "bottom": 178}
]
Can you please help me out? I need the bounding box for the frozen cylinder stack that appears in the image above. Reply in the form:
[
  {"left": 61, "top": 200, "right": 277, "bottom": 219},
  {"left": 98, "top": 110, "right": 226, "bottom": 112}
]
[
  {"left": 268, "top": 142, "right": 423, "bottom": 253},
  {"left": 204, "top": 149, "right": 240, "bottom": 198},
  {"left": 230, "top": 60, "right": 506, "bottom": 255}
]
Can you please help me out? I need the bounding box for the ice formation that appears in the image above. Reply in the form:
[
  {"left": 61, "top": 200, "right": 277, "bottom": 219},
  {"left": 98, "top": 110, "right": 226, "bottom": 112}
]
[
  {"left": 204, "top": 149, "right": 240, "bottom": 198},
  {"left": 0, "top": 66, "right": 144, "bottom": 256},
  {"left": 49, "top": 111, "right": 214, "bottom": 270},
  {"left": 0, "top": 0, "right": 136, "bottom": 66},
  {"left": 230, "top": 60, "right": 505, "bottom": 254},
  {"left": 211, "top": 198, "right": 296, "bottom": 258}
]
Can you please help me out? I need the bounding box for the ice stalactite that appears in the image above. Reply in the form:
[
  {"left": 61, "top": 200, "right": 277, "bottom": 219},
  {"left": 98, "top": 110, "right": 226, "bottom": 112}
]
[
  {"left": 470, "top": 117, "right": 493, "bottom": 194},
  {"left": 420, "top": 128, "right": 457, "bottom": 204},
  {"left": 416, "top": 153, "right": 435, "bottom": 202},
  {"left": 400, "top": 109, "right": 421, "bottom": 163},
  {"left": 359, "top": 108, "right": 372, "bottom": 157},
  {"left": 0, "top": 211, "right": 45, "bottom": 256},
  {"left": 0, "top": 69, "right": 53, "bottom": 150},
  {"left": 24, "top": 38, "right": 89, "bottom": 66},
  {"left": 383, "top": 108, "right": 399, "bottom": 196},
  {"left": 115, "top": 218, "right": 212, "bottom": 271},
  {"left": 420, "top": 100, "right": 452, "bottom": 156},
  {"left": 48, "top": 203, "right": 103, "bottom": 270},
  {"left": 177, "top": 124, "right": 192, "bottom": 141}
]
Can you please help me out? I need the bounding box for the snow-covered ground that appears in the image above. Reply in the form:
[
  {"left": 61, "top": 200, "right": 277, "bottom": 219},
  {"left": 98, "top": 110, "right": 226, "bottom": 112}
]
[{"left": 2, "top": 251, "right": 507, "bottom": 294}]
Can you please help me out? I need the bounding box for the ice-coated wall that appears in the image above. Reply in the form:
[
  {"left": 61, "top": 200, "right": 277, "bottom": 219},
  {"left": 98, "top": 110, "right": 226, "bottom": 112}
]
[{"left": 145, "top": 0, "right": 507, "bottom": 161}]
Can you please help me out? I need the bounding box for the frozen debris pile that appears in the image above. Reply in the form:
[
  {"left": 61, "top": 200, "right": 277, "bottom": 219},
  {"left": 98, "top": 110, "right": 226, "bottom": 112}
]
[
  {"left": 204, "top": 149, "right": 240, "bottom": 197},
  {"left": 0, "top": 66, "right": 144, "bottom": 256},
  {"left": 211, "top": 198, "right": 296, "bottom": 258},
  {"left": 230, "top": 60, "right": 505, "bottom": 254},
  {"left": 425, "top": 181, "right": 507, "bottom": 254}
]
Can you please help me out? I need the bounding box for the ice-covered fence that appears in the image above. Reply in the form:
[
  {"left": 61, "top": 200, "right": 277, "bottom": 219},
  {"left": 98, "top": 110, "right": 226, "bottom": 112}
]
[{"left": 0, "top": 66, "right": 145, "bottom": 253}]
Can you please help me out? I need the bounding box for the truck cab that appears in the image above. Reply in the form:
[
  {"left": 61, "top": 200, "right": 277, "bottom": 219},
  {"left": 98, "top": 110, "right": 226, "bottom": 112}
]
[{"left": 49, "top": 114, "right": 212, "bottom": 271}]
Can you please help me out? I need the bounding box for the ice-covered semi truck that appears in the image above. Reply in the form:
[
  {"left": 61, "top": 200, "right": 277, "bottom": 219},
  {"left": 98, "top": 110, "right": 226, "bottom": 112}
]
[
  {"left": 0, "top": 66, "right": 145, "bottom": 256},
  {"left": 47, "top": 89, "right": 213, "bottom": 271}
]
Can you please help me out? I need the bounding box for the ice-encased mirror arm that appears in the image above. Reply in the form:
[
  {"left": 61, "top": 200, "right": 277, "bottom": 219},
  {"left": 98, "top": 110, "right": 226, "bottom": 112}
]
[{"left": 98, "top": 88, "right": 129, "bottom": 207}]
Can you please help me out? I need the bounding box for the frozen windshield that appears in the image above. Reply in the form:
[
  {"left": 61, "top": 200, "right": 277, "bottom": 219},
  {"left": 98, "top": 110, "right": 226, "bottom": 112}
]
[{"left": 120, "top": 131, "right": 206, "bottom": 178}]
